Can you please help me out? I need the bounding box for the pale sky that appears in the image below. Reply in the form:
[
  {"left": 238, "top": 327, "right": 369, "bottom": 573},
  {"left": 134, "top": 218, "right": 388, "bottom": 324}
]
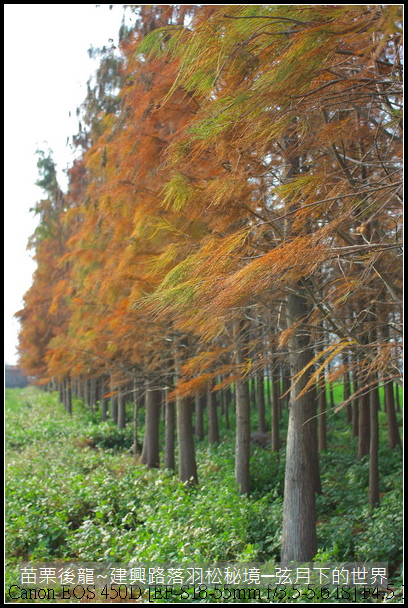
[{"left": 4, "top": 4, "right": 131, "bottom": 365}]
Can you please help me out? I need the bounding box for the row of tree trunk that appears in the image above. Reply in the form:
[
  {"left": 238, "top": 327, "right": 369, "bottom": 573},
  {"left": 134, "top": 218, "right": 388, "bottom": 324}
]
[{"left": 48, "top": 334, "right": 400, "bottom": 564}]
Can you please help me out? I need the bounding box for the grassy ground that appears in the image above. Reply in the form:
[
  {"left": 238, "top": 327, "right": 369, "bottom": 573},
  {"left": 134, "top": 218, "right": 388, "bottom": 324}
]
[{"left": 5, "top": 386, "right": 403, "bottom": 603}]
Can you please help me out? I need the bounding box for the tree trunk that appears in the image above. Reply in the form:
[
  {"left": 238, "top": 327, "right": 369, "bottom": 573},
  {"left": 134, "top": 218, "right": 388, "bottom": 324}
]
[
  {"left": 343, "top": 352, "right": 352, "bottom": 424},
  {"left": 384, "top": 381, "right": 401, "bottom": 449},
  {"left": 101, "top": 377, "right": 108, "bottom": 422},
  {"left": 141, "top": 384, "right": 161, "bottom": 468},
  {"left": 173, "top": 341, "right": 198, "bottom": 484},
  {"left": 381, "top": 322, "right": 401, "bottom": 449},
  {"left": 327, "top": 360, "right": 335, "bottom": 409},
  {"left": 271, "top": 363, "right": 280, "bottom": 452},
  {"left": 281, "top": 364, "right": 291, "bottom": 412},
  {"left": 249, "top": 378, "right": 256, "bottom": 408},
  {"left": 118, "top": 388, "right": 126, "bottom": 429},
  {"left": 266, "top": 368, "right": 272, "bottom": 415},
  {"left": 65, "top": 377, "right": 72, "bottom": 415},
  {"left": 164, "top": 389, "right": 176, "bottom": 470},
  {"left": 220, "top": 386, "right": 225, "bottom": 417},
  {"left": 369, "top": 383, "right": 380, "bottom": 508},
  {"left": 207, "top": 383, "right": 219, "bottom": 444},
  {"left": 77, "top": 375, "right": 83, "bottom": 401},
  {"left": 226, "top": 385, "right": 233, "bottom": 415},
  {"left": 235, "top": 377, "right": 250, "bottom": 495},
  {"left": 318, "top": 372, "right": 327, "bottom": 452},
  {"left": 257, "top": 371, "right": 267, "bottom": 433},
  {"left": 96, "top": 378, "right": 101, "bottom": 408},
  {"left": 90, "top": 378, "right": 96, "bottom": 412},
  {"left": 351, "top": 367, "right": 359, "bottom": 438},
  {"left": 83, "top": 378, "right": 88, "bottom": 408},
  {"left": 357, "top": 317, "right": 375, "bottom": 459},
  {"left": 281, "top": 290, "right": 318, "bottom": 563},
  {"left": 234, "top": 320, "right": 251, "bottom": 495},
  {"left": 224, "top": 387, "right": 230, "bottom": 430},
  {"left": 58, "top": 381, "right": 64, "bottom": 405},
  {"left": 194, "top": 393, "right": 204, "bottom": 440},
  {"left": 133, "top": 380, "right": 139, "bottom": 460},
  {"left": 70, "top": 377, "right": 76, "bottom": 398},
  {"left": 394, "top": 382, "right": 401, "bottom": 412},
  {"left": 110, "top": 377, "right": 118, "bottom": 425},
  {"left": 177, "top": 396, "right": 198, "bottom": 484},
  {"left": 357, "top": 389, "right": 370, "bottom": 460}
]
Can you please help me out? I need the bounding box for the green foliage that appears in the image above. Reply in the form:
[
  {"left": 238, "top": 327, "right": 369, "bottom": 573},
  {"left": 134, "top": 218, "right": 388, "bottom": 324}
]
[
  {"left": 314, "top": 412, "right": 403, "bottom": 576},
  {"left": 6, "top": 389, "right": 283, "bottom": 568},
  {"left": 81, "top": 421, "right": 134, "bottom": 451},
  {"left": 162, "top": 172, "right": 197, "bottom": 211},
  {"left": 354, "top": 488, "right": 403, "bottom": 565},
  {"left": 34, "top": 150, "right": 60, "bottom": 198}
]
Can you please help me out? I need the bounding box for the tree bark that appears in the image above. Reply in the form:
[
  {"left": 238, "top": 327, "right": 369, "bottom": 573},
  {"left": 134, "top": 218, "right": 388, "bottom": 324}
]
[
  {"left": 318, "top": 372, "right": 327, "bottom": 452},
  {"left": 381, "top": 323, "right": 401, "bottom": 449},
  {"left": 133, "top": 380, "right": 139, "bottom": 460},
  {"left": 58, "top": 381, "right": 63, "bottom": 405},
  {"left": 384, "top": 381, "right": 401, "bottom": 449},
  {"left": 224, "top": 387, "right": 230, "bottom": 430},
  {"left": 164, "top": 389, "right": 176, "bottom": 470},
  {"left": 351, "top": 367, "right": 359, "bottom": 438},
  {"left": 117, "top": 388, "right": 126, "bottom": 429},
  {"left": 174, "top": 341, "right": 198, "bottom": 484},
  {"left": 281, "top": 290, "right": 318, "bottom": 563},
  {"left": 194, "top": 393, "right": 205, "bottom": 440},
  {"left": 394, "top": 381, "right": 401, "bottom": 412},
  {"left": 369, "top": 382, "right": 380, "bottom": 508},
  {"left": 65, "top": 377, "right": 72, "bottom": 415},
  {"left": 77, "top": 375, "right": 83, "bottom": 401},
  {"left": 84, "top": 378, "right": 89, "bottom": 409},
  {"left": 90, "top": 377, "right": 96, "bottom": 413},
  {"left": 235, "top": 377, "right": 250, "bottom": 495},
  {"left": 141, "top": 384, "right": 161, "bottom": 468},
  {"left": 234, "top": 320, "right": 251, "bottom": 495},
  {"left": 257, "top": 370, "right": 267, "bottom": 433},
  {"left": 207, "top": 383, "right": 219, "bottom": 444},
  {"left": 177, "top": 396, "right": 198, "bottom": 484},
  {"left": 327, "top": 360, "right": 335, "bottom": 409},
  {"left": 357, "top": 389, "right": 370, "bottom": 460},
  {"left": 342, "top": 352, "right": 352, "bottom": 424},
  {"left": 281, "top": 363, "right": 291, "bottom": 412},
  {"left": 101, "top": 377, "right": 108, "bottom": 422},
  {"left": 271, "top": 362, "right": 280, "bottom": 452},
  {"left": 249, "top": 378, "right": 256, "bottom": 409},
  {"left": 111, "top": 388, "right": 118, "bottom": 425}
]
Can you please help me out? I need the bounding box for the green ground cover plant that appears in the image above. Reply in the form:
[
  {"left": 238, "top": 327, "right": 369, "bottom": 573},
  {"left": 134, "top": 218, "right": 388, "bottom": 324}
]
[{"left": 5, "top": 387, "right": 403, "bottom": 603}]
